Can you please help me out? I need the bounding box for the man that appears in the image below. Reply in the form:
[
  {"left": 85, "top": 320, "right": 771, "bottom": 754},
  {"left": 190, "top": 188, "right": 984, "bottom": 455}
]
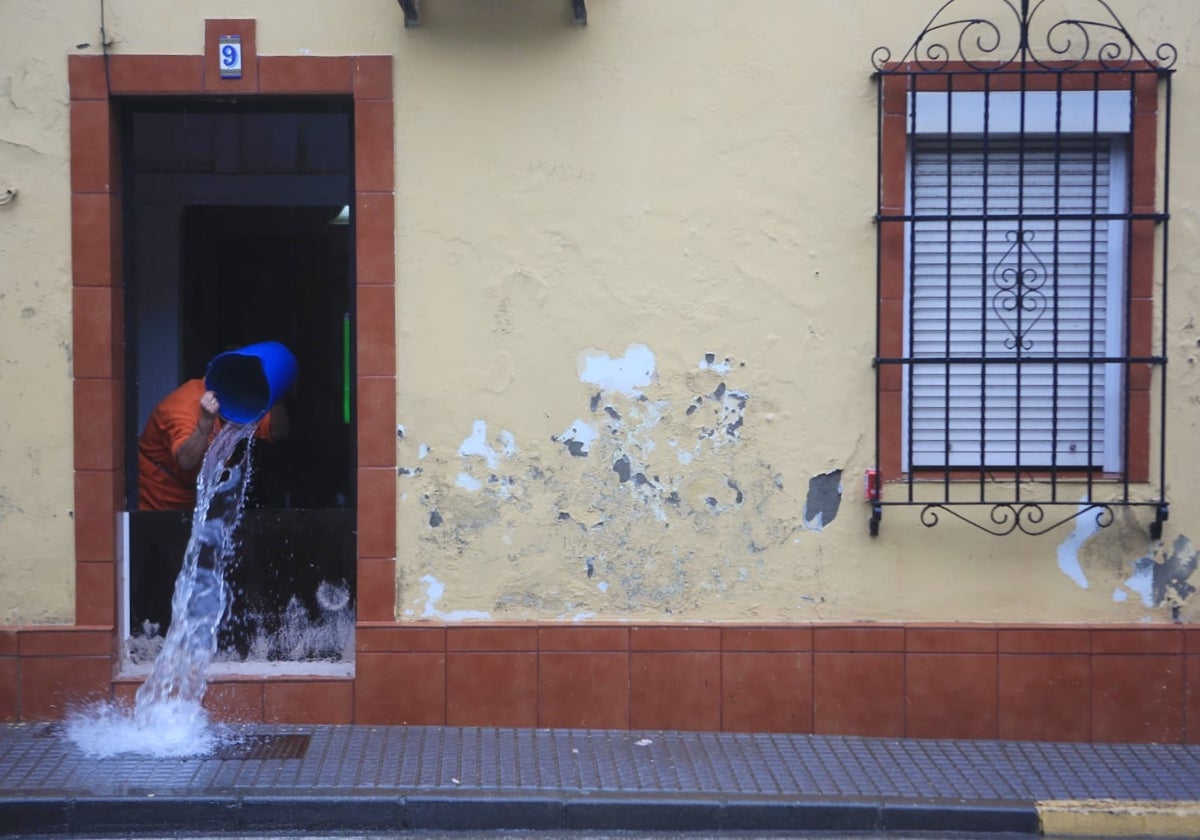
[{"left": 137, "top": 379, "right": 287, "bottom": 511}]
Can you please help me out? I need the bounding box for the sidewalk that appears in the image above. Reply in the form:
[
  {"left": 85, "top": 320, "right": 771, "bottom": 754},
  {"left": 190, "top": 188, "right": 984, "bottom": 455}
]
[{"left": 4, "top": 722, "right": 1200, "bottom": 836}]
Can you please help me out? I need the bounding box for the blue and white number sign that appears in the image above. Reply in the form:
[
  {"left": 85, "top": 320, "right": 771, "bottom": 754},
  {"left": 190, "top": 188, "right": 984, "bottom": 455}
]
[{"left": 218, "top": 35, "right": 242, "bottom": 79}]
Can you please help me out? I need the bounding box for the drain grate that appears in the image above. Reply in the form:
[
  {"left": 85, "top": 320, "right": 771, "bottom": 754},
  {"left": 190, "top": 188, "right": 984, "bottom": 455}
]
[{"left": 215, "top": 733, "right": 311, "bottom": 760}]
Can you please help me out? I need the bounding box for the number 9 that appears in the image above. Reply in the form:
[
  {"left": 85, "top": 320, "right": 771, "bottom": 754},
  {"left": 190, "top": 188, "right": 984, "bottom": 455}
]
[{"left": 221, "top": 44, "right": 237, "bottom": 67}]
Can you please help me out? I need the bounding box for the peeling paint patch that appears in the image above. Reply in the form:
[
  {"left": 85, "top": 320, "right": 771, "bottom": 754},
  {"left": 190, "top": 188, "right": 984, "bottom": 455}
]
[
  {"left": 429, "top": 510, "right": 443, "bottom": 527},
  {"left": 1125, "top": 535, "right": 1199, "bottom": 608},
  {"left": 699, "top": 352, "right": 732, "bottom": 374},
  {"left": 418, "top": 575, "right": 490, "bottom": 620},
  {"left": 396, "top": 424, "right": 405, "bottom": 439},
  {"left": 694, "top": 385, "right": 749, "bottom": 447},
  {"left": 553, "top": 420, "right": 597, "bottom": 457},
  {"left": 579, "top": 343, "right": 655, "bottom": 397},
  {"left": 456, "top": 472, "right": 483, "bottom": 491},
  {"left": 459, "top": 421, "right": 499, "bottom": 467},
  {"left": 498, "top": 431, "right": 518, "bottom": 459},
  {"left": 1124, "top": 558, "right": 1155, "bottom": 606},
  {"left": 418, "top": 444, "right": 430, "bottom": 459},
  {"left": 803, "top": 470, "right": 842, "bottom": 531},
  {"left": 612, "top": 455, "right": 631, "bottom": 483},
  {"left": 1056, "top": 501, "right": 1097, "bottom": 590}
]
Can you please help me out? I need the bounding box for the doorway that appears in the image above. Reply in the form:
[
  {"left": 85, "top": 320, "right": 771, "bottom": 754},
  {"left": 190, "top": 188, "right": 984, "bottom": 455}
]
[{"left": 121, "top": 98, "right": 357, "bottom": 668}]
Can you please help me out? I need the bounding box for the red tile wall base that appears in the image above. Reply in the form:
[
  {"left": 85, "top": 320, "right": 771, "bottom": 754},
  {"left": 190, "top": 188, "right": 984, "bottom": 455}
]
[{"left": 6, "top": 622, "right": 1200, "bottom": 744}]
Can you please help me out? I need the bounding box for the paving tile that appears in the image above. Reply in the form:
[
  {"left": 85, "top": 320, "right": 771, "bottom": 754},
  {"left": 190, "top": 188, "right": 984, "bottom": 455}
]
[
  {"left": 259, "top": 56, "right": 353, "bottom": 94},
  {"left": 446, "top": 652, "right": 537, "bottom": 727},
  {"left": 539, "top": 625, "right": 628, "bottom": 652},
  {"left": 813, "top": 651, "right": 904, "bottom": 736},
  {"left": 1092, "top": 654, "right": 1185, "bottom": 743},
  {"left": 999, "top": 653, "right": 1090, "bottom": 742},
  {"left": 906, "top": 652, "right": 998, "bottom": 740},
  {"left": 354, "top": 56, "right": 393, "bottom": 100},
  {"left": 539, "top": 651, "right": 629, "bottom": 729},
  {"left": 630, "top": 651, "right": 720, "bottom": 731},
  {"left": 722, "top": 651, "right": 812, "bottom": 733},
  {"left": 355, "top": 651, "right": 445, "bottom": 725},
  {"left": 264, "top": 680, "right": 353, "bottom": 724}
]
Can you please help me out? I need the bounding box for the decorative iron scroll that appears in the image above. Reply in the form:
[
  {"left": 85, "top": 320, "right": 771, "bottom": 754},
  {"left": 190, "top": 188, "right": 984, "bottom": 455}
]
[
  {"left": 871, "top": 0, "right": 1178, "bottom": 73},
  {"left": 992, "top": 230, "right": 1047, "bottom": 350},
  {"left": 919, "top": 502, "right": 1114, "bottom": 536}
]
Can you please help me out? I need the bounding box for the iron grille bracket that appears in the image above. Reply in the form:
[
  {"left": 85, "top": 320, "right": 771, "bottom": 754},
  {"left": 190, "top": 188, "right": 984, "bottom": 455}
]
[{"left": 919, "top": 502, "right": 1115, "bottom": 537}]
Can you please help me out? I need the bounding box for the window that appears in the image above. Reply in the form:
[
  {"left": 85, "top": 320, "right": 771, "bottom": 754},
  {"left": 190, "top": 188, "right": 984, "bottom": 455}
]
[
  {"left": 869, "top": 5, "right": 1173, "bottom": 537},
  {"left": 906, "top": 94, "right": 1128, "bottom": 473}
]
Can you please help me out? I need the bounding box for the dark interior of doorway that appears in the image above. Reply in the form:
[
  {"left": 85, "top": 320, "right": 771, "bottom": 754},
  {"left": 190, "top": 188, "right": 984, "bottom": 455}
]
[
  {"left": 181, "top": 205, "right": 353, "bottom": 511},
  {"left": 124, "top": 100, "right": 358, "bottom": 663}
]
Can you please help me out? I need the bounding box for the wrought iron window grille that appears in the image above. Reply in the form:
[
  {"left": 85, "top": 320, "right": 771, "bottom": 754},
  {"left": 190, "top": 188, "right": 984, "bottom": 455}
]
[{"left": 870, "top": 0, "right": 1175, "bottom": 538}]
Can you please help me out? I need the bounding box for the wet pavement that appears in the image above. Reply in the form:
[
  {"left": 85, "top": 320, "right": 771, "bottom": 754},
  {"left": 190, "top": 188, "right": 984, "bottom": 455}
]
[{"left": 4, "top": 723, "right": 1200, "bottom": 836}]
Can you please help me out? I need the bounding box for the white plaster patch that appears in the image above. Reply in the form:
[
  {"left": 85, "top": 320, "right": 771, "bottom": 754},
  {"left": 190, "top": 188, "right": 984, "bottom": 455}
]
[
  {"left": 698, "top": 353, "right": 732, "bottom": 374},
  {"left": 418, "top": 444, "right": 430, "bottom": 459},
  {"left": 458, "top": 420, "right": 513, "bottom": 469},
  {"left": 456, "top": 472, "right": 483, "bottom": 492},
  {"left": 418, "top": 575, "right": 491, "bottom": 621},
  {"left": 557, "top": 420, "right": 597, "bottom": 455},
  {"left": 499, "top": 430, "right": 518, "bottom": 459},
  {"left": 804, "top": 512, "right": 825, "bottom": 532},
  {"left": 579, "top": 343, "right": 655, "bottom": 398},
  {"left": 1124, "top": 561, "right": 1155, "bottom": 607},
  {"left": 1113, "top": 588, "right": 1129, "bottom": 602},
  {"left": 597, "top": 581, "right": 609, "bottom": 592},
  {"left": 1055, "top": 500, "right": 1097, "bottom": 589}
]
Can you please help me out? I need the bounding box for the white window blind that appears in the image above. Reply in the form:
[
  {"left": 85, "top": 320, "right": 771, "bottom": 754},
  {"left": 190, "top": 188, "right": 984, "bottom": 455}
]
[{"left": 906, "top": 137, "right": 1126, "bottom": 470}]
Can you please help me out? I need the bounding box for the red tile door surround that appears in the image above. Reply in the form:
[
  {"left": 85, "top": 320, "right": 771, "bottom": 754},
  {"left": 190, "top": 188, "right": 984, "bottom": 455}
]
[{"left": 58, "top": 22, "right": 398, "bottom": 719}]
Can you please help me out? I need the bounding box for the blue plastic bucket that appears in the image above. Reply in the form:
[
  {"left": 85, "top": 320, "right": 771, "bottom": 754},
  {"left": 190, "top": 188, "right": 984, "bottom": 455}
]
[{"left": 204, "top": 341, "right": 298, "bottom": 424}]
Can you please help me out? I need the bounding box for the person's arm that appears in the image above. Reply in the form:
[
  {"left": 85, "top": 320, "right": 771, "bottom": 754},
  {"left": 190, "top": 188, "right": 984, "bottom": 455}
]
[
  {"left": 266, "top": 401, "right": 289, "bottom": 442},
  {"left": 174, "top": 391, "right": 220, "bottom": 470}
]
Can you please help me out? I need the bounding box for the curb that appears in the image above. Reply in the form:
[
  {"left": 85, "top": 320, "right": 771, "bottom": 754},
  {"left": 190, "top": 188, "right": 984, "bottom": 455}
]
[
  {"left": 0, "top": 793, "right": 1041, "bottom": 836},
  {"left": 1039, "top": 799, "right": 1200, "bottom": 837}
]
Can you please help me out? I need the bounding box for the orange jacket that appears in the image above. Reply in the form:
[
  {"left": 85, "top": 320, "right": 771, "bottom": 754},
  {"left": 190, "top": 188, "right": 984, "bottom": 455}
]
[{"left": 137, "top": 378, "right": 272, "bottom": 510}]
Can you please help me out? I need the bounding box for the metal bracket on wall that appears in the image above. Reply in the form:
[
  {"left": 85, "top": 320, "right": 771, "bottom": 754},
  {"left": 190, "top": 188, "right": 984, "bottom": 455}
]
[
  {"left": 396, "top": 0, "right": 585, "bottom": 26},
  {"left": 397, "top": 0, "right": 419, "bottom": 27},
  {"left": 1150, "top": 503, "right": 1170, "bottom": 541}
]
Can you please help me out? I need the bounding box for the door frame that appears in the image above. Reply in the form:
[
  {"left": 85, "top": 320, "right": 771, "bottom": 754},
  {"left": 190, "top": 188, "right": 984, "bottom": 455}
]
[{"left": 69, "top": 22, "right": 398, "bottom": 638}]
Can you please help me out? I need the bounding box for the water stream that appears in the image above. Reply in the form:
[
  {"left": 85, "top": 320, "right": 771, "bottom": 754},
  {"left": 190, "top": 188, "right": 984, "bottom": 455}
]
[{"left": 65, "top": 422, "right": 258, "bottom": 757}]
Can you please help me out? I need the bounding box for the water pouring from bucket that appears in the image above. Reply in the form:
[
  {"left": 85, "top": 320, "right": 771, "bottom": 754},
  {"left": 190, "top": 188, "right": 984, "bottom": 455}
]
[{"left": 67, "top": 342, "right": 297, "bottom": 757}]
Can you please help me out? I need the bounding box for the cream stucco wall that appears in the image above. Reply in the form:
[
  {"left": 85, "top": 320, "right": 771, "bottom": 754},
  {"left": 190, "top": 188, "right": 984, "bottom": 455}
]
[{"left": 2, "top": 0, "right": 1200, "bottom": 625}]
